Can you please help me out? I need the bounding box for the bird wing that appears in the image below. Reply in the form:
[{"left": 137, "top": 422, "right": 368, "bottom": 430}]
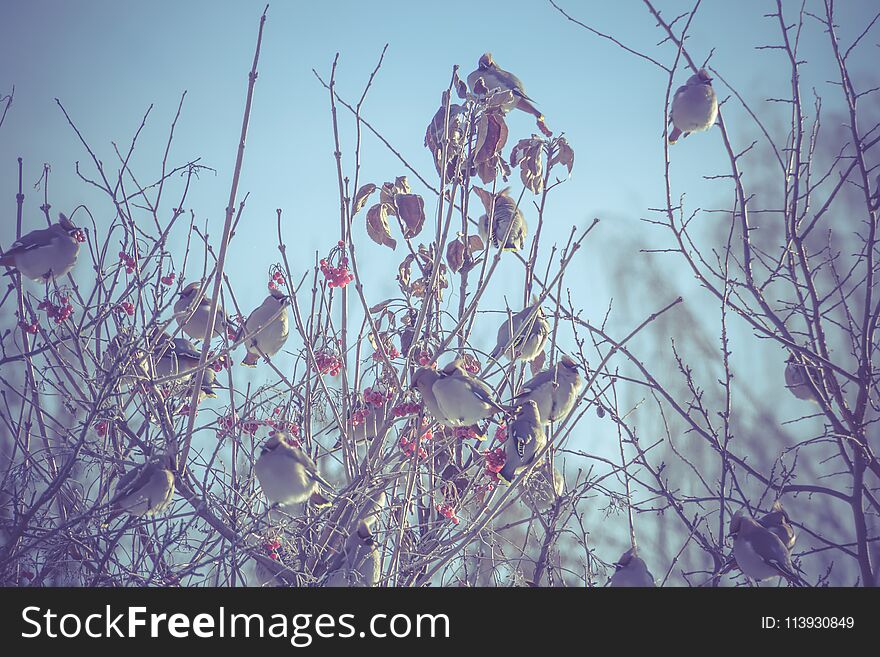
[
  {"left": 470, "top": 378, "right": 506, "bottom": 413},
  {"left": 517, "top": 369, "right": 554, "bottom": 397},
  {"left": 2, "top": 227, "right": 57, "bottom": 257}
]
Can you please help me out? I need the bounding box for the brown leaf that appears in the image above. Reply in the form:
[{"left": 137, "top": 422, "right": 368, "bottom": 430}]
[
  {"left": 352, "top": 183, "right": 377, "bottom": 216},
  {"left": 446, "top": 238, "right": 465, "bottom": 273},
  {"left": 397, "top": 254, "right": 415, "bottom": 292},
  {"left": 549, "top": 137, "right": 575, "bottom": 175},
  {"left": 467, "top": 235, "right": 485, "bottom": 253},
  {"left": 369, "top": 300, "right": 391, "bottom": 314},
  {"left": 473, "top": 111, "right": 508, "bottom": 184},
  {"left": 395, "top": 194, "right": 425, "bottom": 238},
  {"left": 456, "top": 78, "right": 468, "bottom": 100},
  {"left": 530, "top": 350, "right": 546, "bottom": 377},
  {"left": 366, "top": 203, "right": 397, "bottom": 250}
]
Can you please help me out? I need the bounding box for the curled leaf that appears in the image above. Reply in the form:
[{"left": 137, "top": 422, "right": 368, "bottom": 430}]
[
  {"left": 510, "top": 138, "right": 545, "bottom": 194},
  {"left": 395, "top": 194, "right": 425, "bottom": 238},
  {"left": 366, "top": 203, "right": 397, "bottom": 250},
  {"left": 473, "top": 111, "right": 509, "bottom": 184},
  {"left": 548, "top": 136, "right": 575, "bottom": 175},
  {"left": 446, "top": 238, "right": 465, "bottom": 273},
  {"left": 352, "top": 183, "right": 377, "bottom": 216}
]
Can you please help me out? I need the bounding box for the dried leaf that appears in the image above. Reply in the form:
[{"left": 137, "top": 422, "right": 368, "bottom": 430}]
[
  {"left": 369, "top": 300, "right": 391, "bottom": 314},
  {"left": 446, "top": 238, "right": 466, "bottom": 273},
  {"left": 352, "top": 183, "right": 377, "bottom": 216},
  {"left": 456, "top": 78, "right": 468, "bottom": 100},
  {"left": 467, "top": 235, "right": 484, "bottom": 253},
  {"left": 366, "top": 203, "right": 397, "bottom": 250},
  {"left": 473, "top": 111, "right": 508, "bottom": 184},
  {"left": 530, "top": 350, "right": 546, "bottom": 377},
  {"left": 395, "top": 194, "right": 425, "bottom": 238},
  {"left": 397, "top": 254, "right": 415, "bottom": 292},
  {"left": 548, "top": 137, "right": 575, "bottom": 175}
]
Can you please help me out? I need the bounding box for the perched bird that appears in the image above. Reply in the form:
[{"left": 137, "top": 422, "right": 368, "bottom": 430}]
[
  {"left": 730, "top": 511, "right": 797, "bottom": 583},
  {"left": 759, "top": 501, "right": 797, "bottom": 551},
  {"left": 241, "top": 288, "right": 290, "bottom": 367},
  {"left": 431, "top": 359, "right": 506, "bottom": 427},
  {"left": 478, "top": 188, "right": 528, "bottom": 252},
  {"left": 0, "top": 213, "right": 84, "bottom": 282},
  {"left": 411, "top": 367, "right": 451, "bottom": 424},
  {"left": 173, "top": 282, "right": 234, "bottom": 341},
  {"left": 197, "top": 366, "right": 220, "bottom": 401},
  {"left": 784, "top": 354, "right": 824, "bottom": 403},
  {"left": 609, "top": 547, "right": 656, "bottom": 587},
  {"left": 153, "top": 334, "right": 200, "bottom": 382},
  {"left": 254, "top": 432, "right": 331, "bottom": 506},
  {"left": 467, "top": 52, "right": 544, "bottom": 124},
  {"left": 499, "top": 400, "right": 546, "bottom": 483},
  {"left": 668, "top": 69, "right": 718, "bottom": 144},
  {"left": 514, "top": 356, "right": 583, "bottom": 425},
  {"left": 325, "top": 521, "right": 381, "bottom": 587},
  {"left": 107, "top": 455, "right": 175, "bottom": 521},
  {"left": 104, "top": 332, "right": 152, "bottom": 389},
  {"left": 490, "top": 302, "right": 549, "bottom": 362}
]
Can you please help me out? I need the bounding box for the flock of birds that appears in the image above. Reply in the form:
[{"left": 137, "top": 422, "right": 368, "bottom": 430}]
[{"left": 1, "top": 53, "right": 820, "bottom": 586}]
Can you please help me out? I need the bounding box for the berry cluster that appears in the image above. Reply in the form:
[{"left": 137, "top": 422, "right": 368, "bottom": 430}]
[
  {"left": 117, "top": 301, "right": 135, "bottom": 316},
  {"left": 417, "top": 350, "right": 434, "bottom": 367},
  {"left": 461, "top": 354, "right": 481, "bottom": 374},
  {"left": 118, "top": 250, "right": 138, "bottom": 274},
  {"left": 315, "top": 350, "right": 343, "bottom": 376},
  {"left": 264, "top": 539, "right": 282, "bottom": 561},
  {"left": 453, "top": 426, "right": 481, "bottom": 440},
  {"left": 484, "top": 447, "right": 506, "bottom": 482},
  {"left": 320, "top": 242, "right": 354, "bottom": 289},
  {"left": 72, "top": 229, "right": 86, "bottom": 243},
  {"left": 372, "top": 345, "right": 401, "bottom": 361},
  {"left": 160, "top": 272, "right": 176, "bottom": 286},
  {"left": 363, "top": 387, "right": 387, "bottom": 406},
  {"left": 435, "top": 503, "right": 460, "bottom": 525},
  {"left": 95, "top": 421, "right": 109, "bottom": 437},
  {"left": 20, "top": 318, "right": 40, "bottom": 334},
  {"left": 391, "top": 401, "right": 422, "bottom": 417},
  {"left": 494, "top": 423, "right": 507, "bottom": 443},
  {"left": 268, "top": 270, "right": 286, "bottom": 291},
  {"left": 351, "top": 407, "right": 369, "bottom": 427},
  {"left": 38, "top": 297, "right": 74, "bottom": 323},
  {"left": 210, "top": 354, "right": 231, "bottom": 372},
  {"left": 399, "top": 435, "right": 428, "bottom": 460}
]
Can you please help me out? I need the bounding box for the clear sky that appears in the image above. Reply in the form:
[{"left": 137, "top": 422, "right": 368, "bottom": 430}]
[{"left": 2, "top": 1, "right": 878, "bottom": 575}]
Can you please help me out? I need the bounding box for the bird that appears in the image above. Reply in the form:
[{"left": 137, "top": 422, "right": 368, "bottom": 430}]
[
  {"left": 668, "top": 69, "right": 718, "bottom": 144},
  {"left": 467, "top": 52, "right": 545, "bottom": 124},
  {"left": 730, "top": 511, "right": 797, "bottom": 583},
  {"left": 609, "top": 547, "right": 656, "bottom": 587},
  {"left": 254, "top": 432, "right": 332, "bottom": 507},
  {"left": 153, "top": 333, "right": 201, "bottom": 382},
  {"left": 499, "top": 400, "right": 546, "bottom": 483},
  {"left": 759, "top": 501, "right": 797, "bottom": 550},
  {"left": 478, "top": 188, "right": 528, "bottom": 252},
  {"left": 411, "top": 367, "right": 452, "bottom": 424},
  {"left": 103, "top": 332, "right": 153, "bottom": 389},
  {"left": 325, "top": 520, "right": 381, "bottom": 587},
  {"left": 106, "top": 455, "right": 175, "bottom": 522},
  {"left": 334, "top": 401, "right": 389, "bottom": 448},
  {"left": 489, "top": 302, "right": 549, "bottom": 362},
  {"left": 241, "top": 288, "right": 290, "bottom": 367},
  {"left": 784, "top": 354, "right": 824, "bottom": 403},
  {"left": 514, "top": 356, "right": 583, "bottom": 425},
  {"left": 431, "top": 359, "right": 506, "bottom": 427},
  {"left": 0, "top": 213, "right": 84, "bottom": 282},
  {"left": 173, "top": 282, "right": 235, "bottom": 341}
]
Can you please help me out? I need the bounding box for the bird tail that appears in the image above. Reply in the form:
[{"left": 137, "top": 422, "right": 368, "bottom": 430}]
[
  {"left": 241, "top": 352, "right": 259, "bottom": 367},
  {"left": 667, "top": 127, "right": 683, "bottom": 144},
  {"left": 309, "top": 491, "right": 333, "bottom": 508}
]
